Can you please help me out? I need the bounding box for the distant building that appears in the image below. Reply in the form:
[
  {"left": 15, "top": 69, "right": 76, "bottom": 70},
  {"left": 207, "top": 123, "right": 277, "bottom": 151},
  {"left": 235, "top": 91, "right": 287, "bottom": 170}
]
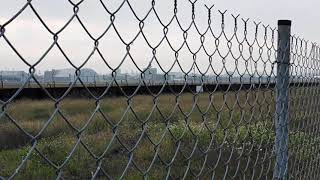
[
  {"left": 145, "top": 68, "right": 157, "bottom": 75},
  {"left": 44, "top": 68, "right": 98, "bottom": 83},
  {"left": 115, "top": 69, "right": 121, "bottom": 75},
  {"left": 143, "top": 67, "right": 165, "bottom": 81},
  {"left": 0, "top": 71, "right": 28, "bottom": 83},
  {"left": 168, "top": 72, "right": 184, "bottom": 80}
]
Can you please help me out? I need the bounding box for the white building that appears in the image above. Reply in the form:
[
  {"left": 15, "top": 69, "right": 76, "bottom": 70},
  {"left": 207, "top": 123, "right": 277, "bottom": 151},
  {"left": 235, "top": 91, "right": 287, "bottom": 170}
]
[
  {"left": 44, "top": 68, "right": 98, "bottom": 83},
  {"left": 0, "top": 71, "right": 28, "bottom": 83}
]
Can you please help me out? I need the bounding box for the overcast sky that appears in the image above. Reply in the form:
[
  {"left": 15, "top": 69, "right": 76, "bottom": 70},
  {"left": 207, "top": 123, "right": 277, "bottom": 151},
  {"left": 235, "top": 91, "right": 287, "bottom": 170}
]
[{"left": 0, "top": 0, "right": 319, "bottom": 74}]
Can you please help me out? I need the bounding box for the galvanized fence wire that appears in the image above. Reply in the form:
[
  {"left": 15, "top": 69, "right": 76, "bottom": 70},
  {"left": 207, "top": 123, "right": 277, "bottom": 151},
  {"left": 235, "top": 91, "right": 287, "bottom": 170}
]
[
  {"left": 0, "top": 0, "right": 319, "bottom": 179},
  {"left": 288, "top": 36, "right": 320, "bottom": 179}
]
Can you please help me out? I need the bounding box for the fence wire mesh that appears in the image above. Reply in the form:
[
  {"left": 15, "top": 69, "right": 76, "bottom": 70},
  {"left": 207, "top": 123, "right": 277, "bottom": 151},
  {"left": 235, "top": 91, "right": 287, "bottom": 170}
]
[{"left": 0, "top": 0, "right": 319, "bottom": 179}]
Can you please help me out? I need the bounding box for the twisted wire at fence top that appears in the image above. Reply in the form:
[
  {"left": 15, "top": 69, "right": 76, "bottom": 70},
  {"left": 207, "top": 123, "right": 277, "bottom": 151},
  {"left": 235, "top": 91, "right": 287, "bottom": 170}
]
[{"left": 0, "top": 0, "right": 320, "bottom": 179}]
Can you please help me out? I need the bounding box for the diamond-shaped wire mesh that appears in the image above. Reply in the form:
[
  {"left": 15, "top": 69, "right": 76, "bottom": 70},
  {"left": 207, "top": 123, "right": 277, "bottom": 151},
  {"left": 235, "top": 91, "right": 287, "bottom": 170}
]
[{"left": 0, "top": 0, "right": 319, "bottom": 179}]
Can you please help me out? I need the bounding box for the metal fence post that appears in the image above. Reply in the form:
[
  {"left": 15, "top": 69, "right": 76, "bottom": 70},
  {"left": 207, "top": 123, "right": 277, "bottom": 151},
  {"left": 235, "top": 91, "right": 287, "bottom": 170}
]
[
  {"left": 274, "top": 20, "right": 291, "bottom": 179},
  {"left": 0, "top": 72, "right": 3, "bottom": 88}
]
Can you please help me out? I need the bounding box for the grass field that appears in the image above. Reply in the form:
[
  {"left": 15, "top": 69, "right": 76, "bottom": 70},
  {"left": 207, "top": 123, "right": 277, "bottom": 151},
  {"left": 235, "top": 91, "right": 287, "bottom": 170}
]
[{"left": 0, "top": 89, "right": 318, "bottom": 179}]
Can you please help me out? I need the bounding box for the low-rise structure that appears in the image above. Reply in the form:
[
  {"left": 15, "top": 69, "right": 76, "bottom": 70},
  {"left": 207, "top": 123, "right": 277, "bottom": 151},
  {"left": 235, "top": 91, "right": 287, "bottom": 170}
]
[
  {"left": 0, "top": 71, "right": 28, "bottom": 83},
  {"left": 44, "top": 68, "right": 98, "bottom": 83}
]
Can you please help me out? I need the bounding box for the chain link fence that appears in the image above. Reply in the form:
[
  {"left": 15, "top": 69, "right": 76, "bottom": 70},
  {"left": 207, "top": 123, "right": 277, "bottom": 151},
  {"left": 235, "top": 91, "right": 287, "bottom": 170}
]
[{"left": 0, "top": 0, "right": 319, "bottom": 179}]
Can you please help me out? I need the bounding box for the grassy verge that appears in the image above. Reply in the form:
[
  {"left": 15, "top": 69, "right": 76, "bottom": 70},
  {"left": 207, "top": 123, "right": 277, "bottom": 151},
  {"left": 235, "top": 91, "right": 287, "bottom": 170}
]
[{"left": 0, "top": 90, "right": 318, "bottom": 179}]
